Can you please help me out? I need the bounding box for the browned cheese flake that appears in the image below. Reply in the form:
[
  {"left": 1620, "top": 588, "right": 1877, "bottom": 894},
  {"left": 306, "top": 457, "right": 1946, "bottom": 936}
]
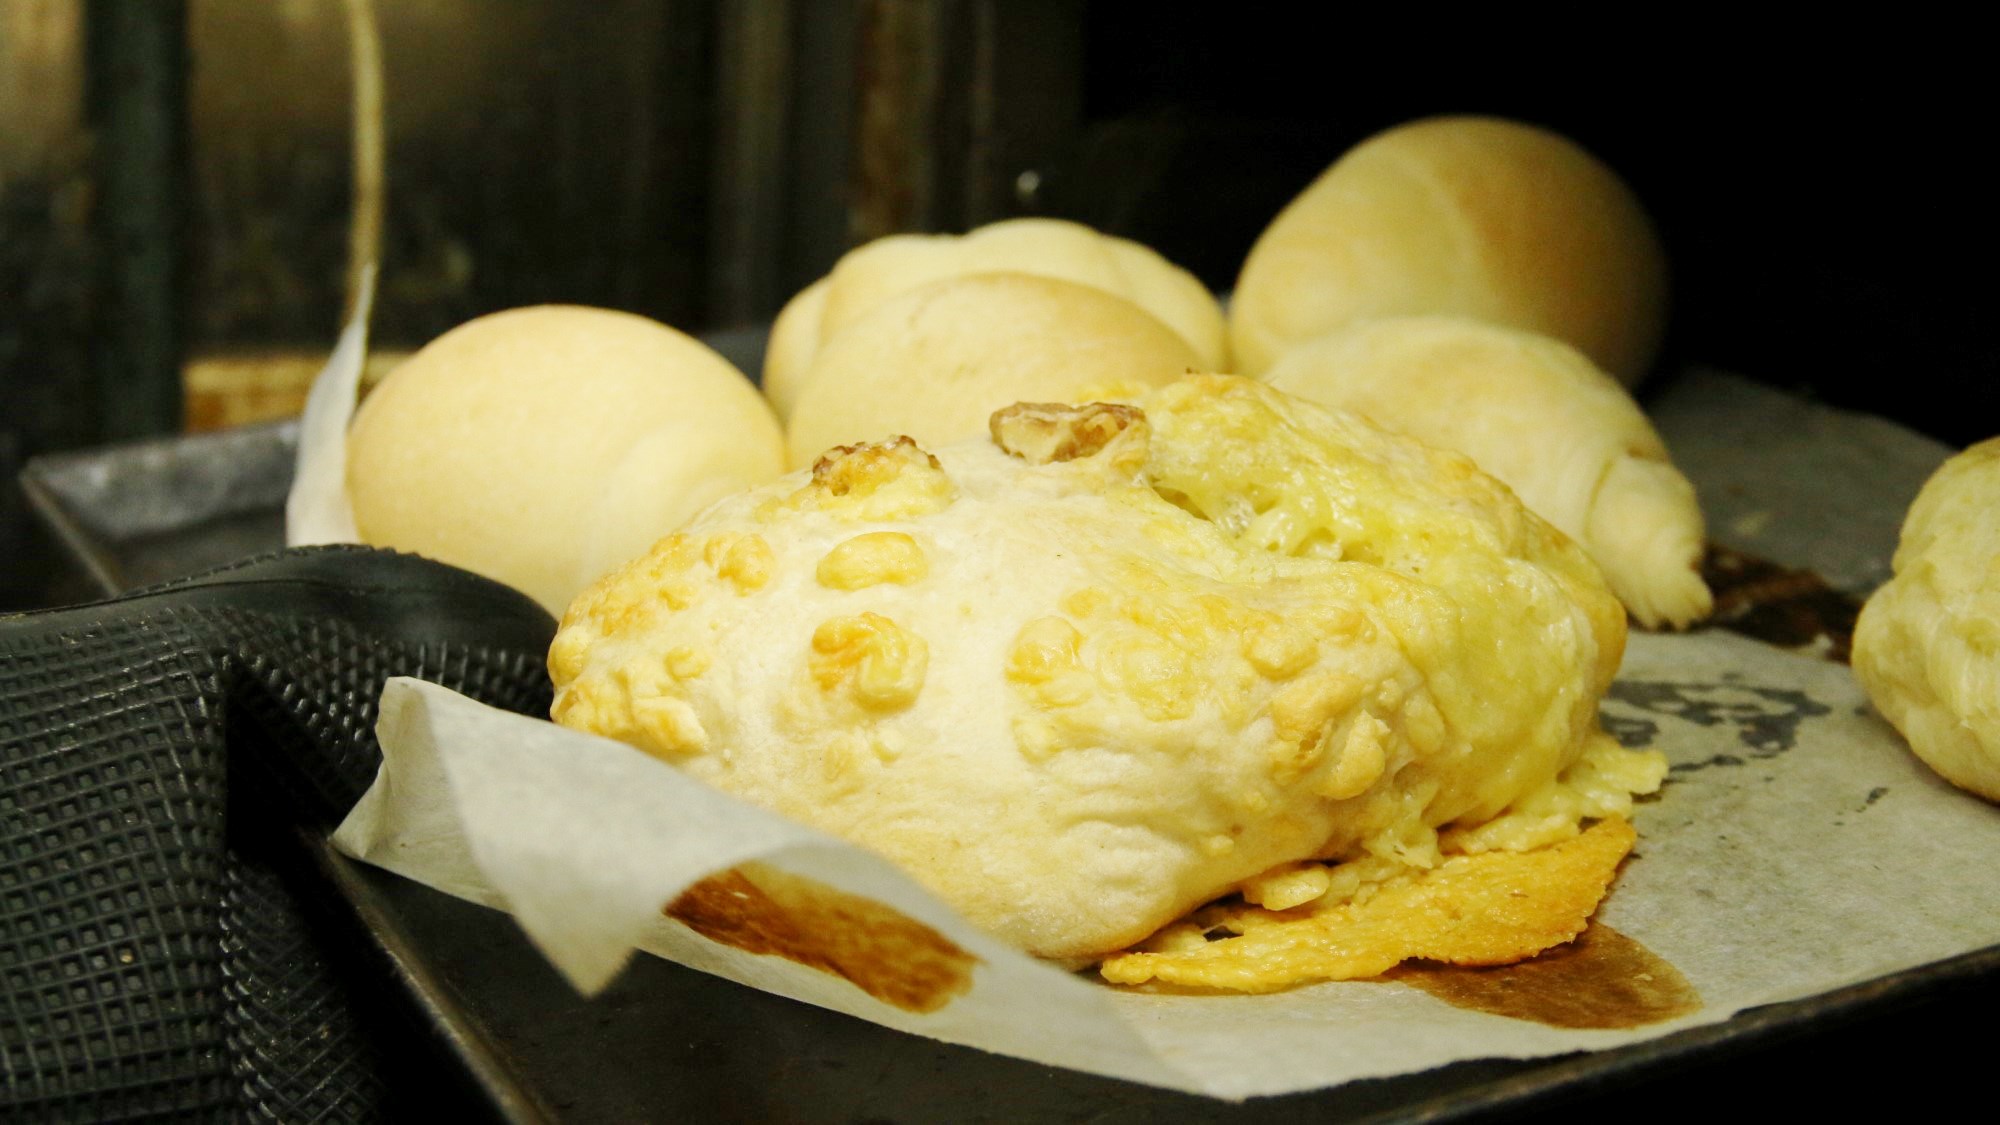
[{"left": 1098, "top": 818, "right": 1637, "bottom": 993}]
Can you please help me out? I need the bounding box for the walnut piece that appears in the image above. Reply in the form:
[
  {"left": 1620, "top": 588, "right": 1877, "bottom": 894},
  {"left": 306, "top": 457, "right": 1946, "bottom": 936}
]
[{"left": 989, "top": 402, "right": 1149, "bottom": 469}]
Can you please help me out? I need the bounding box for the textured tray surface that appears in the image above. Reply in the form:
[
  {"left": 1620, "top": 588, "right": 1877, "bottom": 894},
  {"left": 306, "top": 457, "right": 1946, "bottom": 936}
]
[{"left": 1, "top": 547, "right": 555, "bottom": 1120}]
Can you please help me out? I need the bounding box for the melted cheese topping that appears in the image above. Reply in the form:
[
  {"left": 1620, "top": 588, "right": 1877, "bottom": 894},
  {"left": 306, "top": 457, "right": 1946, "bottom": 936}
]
[{"left": 550, "top": 376, "right": 1661, "bottom": 960}]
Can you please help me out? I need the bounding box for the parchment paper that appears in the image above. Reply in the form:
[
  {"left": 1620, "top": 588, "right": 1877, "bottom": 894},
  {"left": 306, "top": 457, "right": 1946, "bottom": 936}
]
[
  {"left": 326, "top": 629, "right": 2000, "bottom": 1100},
  {"left": 289, "top": 313, "right": 1990, "bottom": 1100},
  {"left": 1646, "top": 369, "right": 1950, "bottom": 594},
  {"left": 285, "top": 266, "right": 373, "bottom": 546}
]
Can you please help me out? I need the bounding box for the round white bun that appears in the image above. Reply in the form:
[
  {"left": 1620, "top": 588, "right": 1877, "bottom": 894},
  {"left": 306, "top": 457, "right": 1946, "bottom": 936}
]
[
  {"left": 347, "top": 305, "right": 786, "bottom": 614},
  {"left": 783, "top": 272, "right": 1202, "bottom": 467},
  {"left": 1853, "top": 437, "right": 2000, "bottom": 801},
  {"left": 764, "top": 218, "right": 1225, "bottom": 420},
  {"left": 760, "top": 277, "right": 829, "bottom": 422},
  {"left": 1230, "top": 116, "right": 1668, "bottom": 386}
]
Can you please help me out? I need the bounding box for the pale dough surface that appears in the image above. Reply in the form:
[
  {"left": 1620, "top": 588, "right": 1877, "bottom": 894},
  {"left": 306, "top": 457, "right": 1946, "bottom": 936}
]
[
  {"left": 1266, "top": 316, "right": 1711, "bottom": 628},
  {"left": 783, "top": 273, "right": 1202, "bottom": 467},
  {"left": 551, "top": 377, "right": 1661, "bottom": 959},
  {"left": 765, "top": 218, "right": 1226, "bottom": 419},
  {"left": 1853, "top": 437, "right": 2000, "bottom": 801},
  {"left": 347, "top": 305, "right": 785, "bottom": 614},
  {"left": 1229, "top": 116, "right": 1667, "bottom": 385}
]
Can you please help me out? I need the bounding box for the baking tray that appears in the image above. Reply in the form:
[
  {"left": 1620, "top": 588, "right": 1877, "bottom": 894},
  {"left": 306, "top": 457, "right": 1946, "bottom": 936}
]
[{"left": 19, "top": 363, "right": 1995, "bottom": 1121}]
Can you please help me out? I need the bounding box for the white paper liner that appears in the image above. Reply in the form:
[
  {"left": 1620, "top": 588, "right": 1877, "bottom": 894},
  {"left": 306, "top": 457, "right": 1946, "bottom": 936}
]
[
  {"left": 284, "top": 265, "right": 373, "bottom": 547},
  {"left": 329, "top": 628, "right": 2000, "bottom": 1101}
]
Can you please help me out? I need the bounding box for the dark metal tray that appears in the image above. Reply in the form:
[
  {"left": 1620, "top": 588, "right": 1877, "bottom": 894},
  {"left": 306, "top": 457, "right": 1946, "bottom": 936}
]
[{"left": 20, "top": 368, "right": 1993, "bottom": 1121}]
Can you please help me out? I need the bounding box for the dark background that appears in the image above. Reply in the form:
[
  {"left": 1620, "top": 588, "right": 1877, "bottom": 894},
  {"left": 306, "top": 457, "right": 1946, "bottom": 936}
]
[
  {"left": 1066, "top": 12, "right": 1992, "bottom": 448},
  {"left": 5, "top": 9, "right": 1990, "bottom": 604}
]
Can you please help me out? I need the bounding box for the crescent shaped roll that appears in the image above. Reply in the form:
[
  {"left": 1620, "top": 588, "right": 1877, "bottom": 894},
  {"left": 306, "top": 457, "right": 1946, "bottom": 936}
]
[{"left": 1265, "top": 315, "right": 1711, "bottom": 628}]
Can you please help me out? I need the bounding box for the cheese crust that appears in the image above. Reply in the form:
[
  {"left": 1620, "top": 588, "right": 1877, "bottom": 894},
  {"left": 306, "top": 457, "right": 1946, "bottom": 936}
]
[{"left": 551, "top": 377, "right": 1660, "bottom": 959}]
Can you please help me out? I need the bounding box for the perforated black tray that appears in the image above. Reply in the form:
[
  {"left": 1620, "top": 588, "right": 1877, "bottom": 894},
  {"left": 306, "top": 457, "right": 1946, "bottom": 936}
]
[{"left": 18, "top": 368, "right": 1994, "bottom": 1122}]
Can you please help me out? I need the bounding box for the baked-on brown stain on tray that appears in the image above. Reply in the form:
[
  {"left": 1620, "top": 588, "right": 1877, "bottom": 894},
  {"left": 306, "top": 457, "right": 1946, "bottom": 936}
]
[
  {"left": 1701, "top": 544, "right": 1861, "bottom": 662},
  {"left": 666, "top": 863, "right": 979, "bottom": 1013},
  {"left": 1388, "top": 923, "right": 1701, "bottom": 1029}
]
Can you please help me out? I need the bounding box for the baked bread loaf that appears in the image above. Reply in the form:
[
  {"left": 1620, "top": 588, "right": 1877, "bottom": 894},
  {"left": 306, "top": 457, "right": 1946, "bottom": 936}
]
[
  {"left": 764, "top": 218, "right": 1225, "bottom": 419},
  {"left": 1852, "top": 438, "right": 2000, "bottom": 801},
  {"left": 1230, "top": 116, "right": 1668, "bottom": 386},
  {"left": 550, "top": 376, "right": 1662, "bottom": 961},
  {"left": 782, "top": 272, "right": 1202, "bottom": 467},
  {"left": 347, "top": 305, "right": 786, "bottom": 614},
  {"left": 1266, "top": 316, "right": 1711, "bottom": 628}
]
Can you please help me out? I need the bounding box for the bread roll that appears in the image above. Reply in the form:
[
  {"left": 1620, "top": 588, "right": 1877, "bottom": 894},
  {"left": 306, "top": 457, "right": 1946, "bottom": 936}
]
[
  {"left": 347, "top": 305, "right": 786, "bottom": 614},
  {"left": 783, "top": 273, "right": 1201, "bottom": 467},
  {"left": 550, "top": 378, "right": 1662, "bottom": 960},
  {"left": 1265, "top": 316, "right": 1710, "bottom": 629},
  {"left": 764, "top": 218, "right": 1225, "bottom": 418},
  {"left": 1231, "top": 116, "right": 1668, "bottom": 386},
  {"left": 1852, "top": 438, "right": 2000, "bottom": 801},
  {"left": 759, "top": 277, "right": 828, "bottom": 421}
]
